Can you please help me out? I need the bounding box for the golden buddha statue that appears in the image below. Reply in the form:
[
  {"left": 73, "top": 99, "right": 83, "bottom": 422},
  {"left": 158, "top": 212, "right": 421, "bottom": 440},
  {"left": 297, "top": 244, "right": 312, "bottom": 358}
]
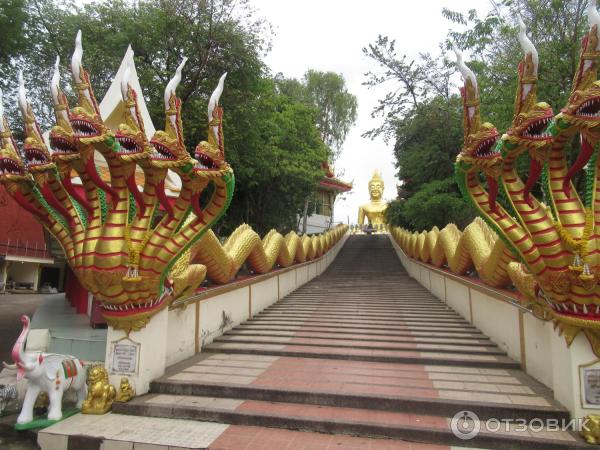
[{"left": 358, "top": 170, "right": 388, "bottom": 228}]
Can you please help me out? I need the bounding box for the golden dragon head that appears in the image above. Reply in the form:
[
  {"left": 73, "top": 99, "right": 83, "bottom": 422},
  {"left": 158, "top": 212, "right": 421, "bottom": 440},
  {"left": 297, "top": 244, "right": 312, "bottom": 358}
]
[
  {"left": 559, "top": 4, "right": 600, "bottom": 195},
  {"left": 501, "top": 16, "right": 553, "bottom": 205},
  {"left": 149, "top": 57, "right": 194, "bottom": 171},
  {"left": 0, "top": 95, "right": 27, "bottom": 184},
  {"left": 185, "top": 73, "right": 234, "bottom": 221},
  {"left": 560, "top": 4, "right": 600, "bottom": 134},
  {"left": 114, "top": 49, "right": 152, "bottom": 163},
  {"left": 48, "top": 57, "right": 79, "bottom": 164},
  {"left": 194, "top": 72, "right": 231, "bottom": 178},
  {"left": 453, "top": 46, "right": 502, "bottom": 211},
  {"left": 17, "top": 72, "right": 55, "bottom": 175},
  {"left": 68, "top": 31, "right": 112, "bottom": 146}
]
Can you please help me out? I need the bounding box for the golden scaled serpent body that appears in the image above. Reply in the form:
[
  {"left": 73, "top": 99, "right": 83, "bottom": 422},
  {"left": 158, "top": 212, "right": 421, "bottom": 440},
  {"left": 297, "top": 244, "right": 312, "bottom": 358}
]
[
  {"left": 392, "top": 218, "right": 514, "bottom": 288},
  {"left": 392, "top": 11, "right": 600, "bottom": 357},
  {"left": 193, "top": 225, "right": 340, "bottom": 284},
  {"left": 0, "top": 34, "right": 348, "bottom": 332}
]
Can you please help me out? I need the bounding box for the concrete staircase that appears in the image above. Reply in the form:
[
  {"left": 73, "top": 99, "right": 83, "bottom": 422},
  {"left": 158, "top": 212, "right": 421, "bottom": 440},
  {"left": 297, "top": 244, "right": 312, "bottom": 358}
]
[{"left": 114, "top": 235, "right": 588, "bottom": 449}]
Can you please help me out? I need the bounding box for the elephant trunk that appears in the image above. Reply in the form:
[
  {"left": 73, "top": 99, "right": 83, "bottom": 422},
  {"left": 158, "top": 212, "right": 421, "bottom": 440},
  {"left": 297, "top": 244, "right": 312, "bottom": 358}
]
[{"left": 11, "top": 315, "right": 31, "bottom": 381}]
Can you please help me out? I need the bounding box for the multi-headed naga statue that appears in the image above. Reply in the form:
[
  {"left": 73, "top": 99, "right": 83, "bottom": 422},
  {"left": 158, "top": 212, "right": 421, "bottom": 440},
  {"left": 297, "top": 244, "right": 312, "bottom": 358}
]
[
  {"left": 0, "top": 32, "right": 346, "bottom": 331},
  {"left": 392, "top": 2, "right": 600, "bottom": 356}
]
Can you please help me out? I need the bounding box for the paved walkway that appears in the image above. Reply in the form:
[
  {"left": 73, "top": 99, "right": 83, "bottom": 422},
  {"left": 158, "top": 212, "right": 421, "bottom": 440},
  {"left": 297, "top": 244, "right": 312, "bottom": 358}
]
[{"left": 45, "top": 235, "right": 588, "bottom": 449}]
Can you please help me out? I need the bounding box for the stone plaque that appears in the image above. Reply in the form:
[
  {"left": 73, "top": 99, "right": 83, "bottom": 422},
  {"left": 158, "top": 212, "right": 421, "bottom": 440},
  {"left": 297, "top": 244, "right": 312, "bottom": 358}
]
[
  {"left": 580, "top": 360, "right": 600, "bottom": 408},
  {"left": 111, "top": 340, "right": 140, "bottom": 375}
]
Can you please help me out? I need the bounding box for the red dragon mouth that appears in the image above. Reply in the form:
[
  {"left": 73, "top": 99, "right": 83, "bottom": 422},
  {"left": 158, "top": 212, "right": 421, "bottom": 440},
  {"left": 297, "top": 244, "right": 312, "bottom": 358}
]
[
  {"left": 150, "top": 142, "right": 177, "bottom": 161},
  {"left": 574, "top": 96, "right": 600, "bottom": 119},
  {"left": 474, "top": 136, "right": 500, "bottom": 158},
  {"left": 24, "top": 147, "right": 50, "bottom": 167},
  {"left": 0, "top": 158, "right": 24, "bottom": 176},
  {"left": 71, "top": 118, "right": 100, "bottom": 139},
  {"left": 194, "top": 152, "right": 218, "bottom": 170},
  {"left": 49, "top": 136, "right": 78, "bottom": 155},
  {"left": 116, "top": 134, "right": 143, "bottom": 155},
  {"left": 521, "top": 116, "right": 553, "bottom": 140},
  {"left": 100, "top": 285, "right": 174, "bottom": 317}
]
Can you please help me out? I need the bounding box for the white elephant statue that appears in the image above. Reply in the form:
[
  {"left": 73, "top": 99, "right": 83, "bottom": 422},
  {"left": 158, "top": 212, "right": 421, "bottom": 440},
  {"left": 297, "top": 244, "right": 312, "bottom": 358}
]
[{"left": 3, "top": 315, "right": 87, "bottom": 424}]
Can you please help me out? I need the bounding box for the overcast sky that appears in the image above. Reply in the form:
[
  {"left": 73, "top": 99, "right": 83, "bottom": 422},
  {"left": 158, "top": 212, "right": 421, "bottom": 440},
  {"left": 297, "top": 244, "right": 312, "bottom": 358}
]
[{"left": 251, "top": 0, "right": 491, "bottom": 224}]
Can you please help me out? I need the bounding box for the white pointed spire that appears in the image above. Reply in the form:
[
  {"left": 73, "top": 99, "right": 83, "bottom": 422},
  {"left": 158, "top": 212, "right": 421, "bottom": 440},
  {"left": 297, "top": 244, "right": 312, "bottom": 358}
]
[
  {"left": 50, "top": 56, "right": 61, "bottom": 106},
  {"left": 452, "top": 43, "right": 478, "bottom": 92},
  {"left": 164, "top": 57, "right": 188, "bottom": 109},
  {"left": 517, "top": 15, "right": 538, "bottom": 75},
  {"left": 17, "top": 71, "right": 28, "bottom": 118},
  {"left": 209, "top": 73, "right": 227, "bottom": 143},
  {"left": 121, "top": 46, "right": 134, "bottom": 101},
  {"left": 71, "top": 30, "right": 83, "bottom": 83},
  {"left": 208, "top": 72, "right": 227, "bottom": 119}
]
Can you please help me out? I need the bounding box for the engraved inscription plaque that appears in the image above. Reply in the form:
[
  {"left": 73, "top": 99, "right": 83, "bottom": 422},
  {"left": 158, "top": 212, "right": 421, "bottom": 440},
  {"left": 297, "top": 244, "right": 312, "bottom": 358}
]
[
  {"left": 580, "top": 360, "right": 600, "bottom": 409},
  {"left": 111, "top": 341, "right": 140, "bottom": 375}
]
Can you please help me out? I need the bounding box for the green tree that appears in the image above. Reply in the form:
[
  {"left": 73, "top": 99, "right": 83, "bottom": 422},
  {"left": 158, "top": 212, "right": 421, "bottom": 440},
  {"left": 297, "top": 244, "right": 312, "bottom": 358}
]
[
  {"left": 363, "top": 0, "right": 590, "bottom": 231},
  {"left": 222, "top": 78, "right": 329, "bottom": 234},
  {"left": 303, "top": 70, "right": 357, "bottom": 161},
  {"left": 362, "top": 36, "right": 454, "bottom": 142},
  {"left": 276, "top": 70, "right": 357, "bottom": 162},
  {"left": 0, "top": 0, "right": 271, "bottom": 138},
  {"left": 0, "top": 0, "right": 329, "bottom": 235},
  {"left": 385, "top": 179, "right": 474, "bottom": 231},
  {"left": 0, "top": 0, "right": 28, "bottom": 64},
  {"left": 395, "top": 96, "right": 463, "bottom": 198},
  {"left": 363, "top": 35, "right": 467, "bottom": 229}
]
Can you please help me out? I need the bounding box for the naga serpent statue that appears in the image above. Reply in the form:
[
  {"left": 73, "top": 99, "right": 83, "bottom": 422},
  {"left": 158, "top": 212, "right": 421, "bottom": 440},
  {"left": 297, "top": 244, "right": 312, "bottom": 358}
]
[
  {"left": 0, "top": 32, "right": 346, "bottom": 331},
  {"left": 391, "top": 3, "right": 600, "bottom": 356}
]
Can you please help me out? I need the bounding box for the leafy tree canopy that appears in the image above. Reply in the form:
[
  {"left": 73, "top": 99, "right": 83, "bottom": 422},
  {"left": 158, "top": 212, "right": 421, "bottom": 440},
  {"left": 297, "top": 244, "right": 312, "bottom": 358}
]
[
  {"left": 365, "top": 0, "right": 589, "bottom": 231},
  {"left": 0, "top": 0, "right": 347, "bottom": 235},
  {"left": 277, "top": 70, "right": 357, "bottom": 162}
]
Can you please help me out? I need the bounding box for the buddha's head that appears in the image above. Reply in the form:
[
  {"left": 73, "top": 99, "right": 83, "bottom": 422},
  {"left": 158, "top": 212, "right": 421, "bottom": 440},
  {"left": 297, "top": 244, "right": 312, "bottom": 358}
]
[{"left": 368, "top": 170, "right": 384, "bottom": 200}]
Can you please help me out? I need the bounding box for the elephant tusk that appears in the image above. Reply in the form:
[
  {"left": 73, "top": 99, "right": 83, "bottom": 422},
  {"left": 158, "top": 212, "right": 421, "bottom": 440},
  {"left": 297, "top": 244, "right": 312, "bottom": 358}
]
[{"left": 2, "top": 361, "right": 17, "bottom": 369}]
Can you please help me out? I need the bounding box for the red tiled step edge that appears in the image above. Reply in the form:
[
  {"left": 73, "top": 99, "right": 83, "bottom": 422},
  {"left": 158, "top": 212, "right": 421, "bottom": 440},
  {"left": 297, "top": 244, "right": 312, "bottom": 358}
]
[
  {"left": 209, "top": 424, "right": 454, "bottom": 450},
  {"left": 113, "top": 394, "right": 584, "bottom": 450},
  {"left": 147, "top": 378, "right": 568, "bottom": 423}
]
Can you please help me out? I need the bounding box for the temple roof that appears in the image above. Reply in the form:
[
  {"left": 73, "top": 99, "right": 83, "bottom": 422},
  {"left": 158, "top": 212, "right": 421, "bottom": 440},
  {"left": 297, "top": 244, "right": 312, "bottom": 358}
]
[
  {"left": 318, "top": 177, "right": 352, "bottom": 192},
  {"left": 319, "top": 161, "right": 352, "bottom": 192}
]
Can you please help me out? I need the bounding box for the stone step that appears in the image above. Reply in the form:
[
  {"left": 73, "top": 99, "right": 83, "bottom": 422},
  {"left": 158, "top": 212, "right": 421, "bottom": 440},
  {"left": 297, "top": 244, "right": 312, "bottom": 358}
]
[
  {"left": 207, "top": 424, "right": 474, "bottom": 450},
  {"left": 225, "top": 329, "right": 495, "bottom": 346},
  {"left": 247, "top": 316, "right": 478, "bottom": 328},
  {"left": 266, "top": 304, "right": 459, "bottom": 312},
  {"left": 204, "top": 342, "right": 520, "bottom": 368},
  {"left": 266, "top": 309, "right": 461, "bottom": 318},
  {"left": 236, "top": 323, "right": 489, "bottom": 338},
  {"left": 148, "top": 354, "right": 559, "bottom": 419},
  {"left": 213, "top": 334, "right": 505, "bottom": 355},
  {"left": 257, "top": 311, "right": 470, "bottom": 322},
  {"left": 114, "top": 393, "right": 584, "bottom": 450}
]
